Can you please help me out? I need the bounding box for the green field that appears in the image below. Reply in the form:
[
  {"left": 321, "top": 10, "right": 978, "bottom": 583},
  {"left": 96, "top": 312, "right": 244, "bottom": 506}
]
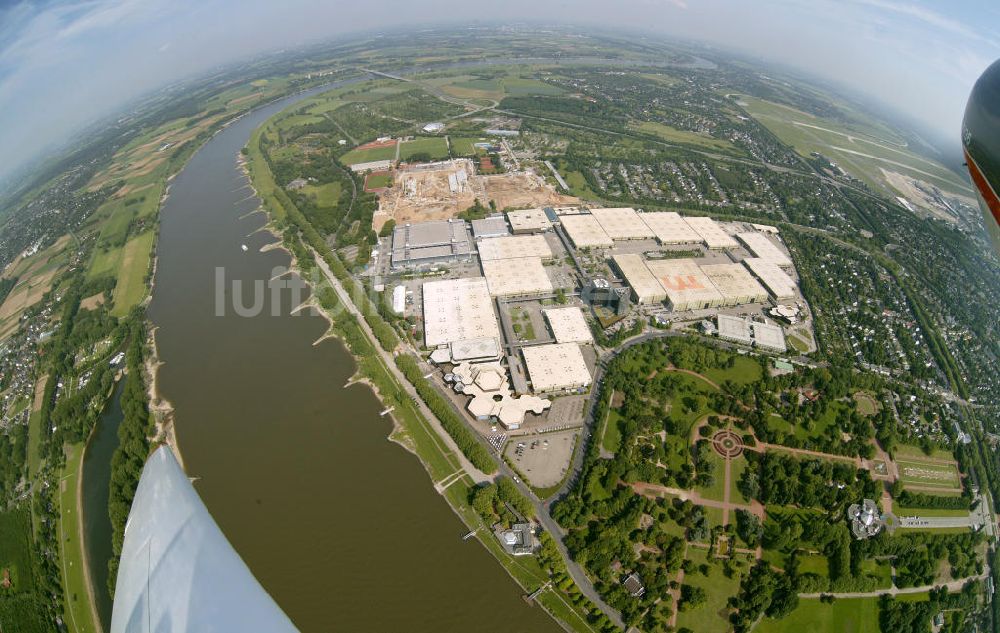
[
  {"left": 450, "top": 136, "right": 486, "bottom": 157},
  {"left": 853, "top": 391, "right": 879, "bottom": 416},
  {"left": 694, "top": 449, "right": 727, "bottom": 502},
  {"left": 339, "top": 143, "right": 397, "bottom": 165},
  {"left": 756, "top": 597, "right": 880, "bottom": 633},
  {"left": 399, "top": 136, "right": 449, "bottom": 161},
  {"left": 632, "top": 120, "right": 740, "bottom": 153},
  {"left": 502, "top": 77, "right": 565, "bottom": 96},
  {"left": 300, "top": 181, "right": 343, "bottom": 206},
  {"left": 111, "top": 230, "right": 155, "bottom": 317},
  {"left": 602, "top": 407, "right": 623, "bottom": 454},
  {"left": 729, "top": 455, "right": 750, "bottom": 504},
  {"left": 894, "top": 443, "right": 956, "bottom": 462},
  {"left": 703, "top": 356, "right": 762, "bottom": 386},
  {"left": 894, "top": 505, "right": 970, "bottom": 518},
  {"left": 674, "top": 548, "right": 740, "bottom": 633},
  {"left": 0, "top": 508, "right": 35, "bottom": 596},
  {"left": 364, "top": 173, "right": 392, "bottom": 190},
  {"left": 59, "top": 444, "right": 100, "bottom": 633}
]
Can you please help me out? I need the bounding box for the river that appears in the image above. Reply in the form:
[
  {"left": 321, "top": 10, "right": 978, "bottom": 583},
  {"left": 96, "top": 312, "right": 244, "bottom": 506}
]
[
  {"left": 145, "top": 83, "right": 559, "bottom": 632},
  {"left": 80, "top": 380, "right": 125, "bottom": 631}
]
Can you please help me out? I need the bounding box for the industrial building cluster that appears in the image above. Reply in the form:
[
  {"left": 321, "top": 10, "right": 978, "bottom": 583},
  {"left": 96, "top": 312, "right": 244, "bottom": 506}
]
[{"left": 375, "top": 203, "right": 810, "bottom": 433}]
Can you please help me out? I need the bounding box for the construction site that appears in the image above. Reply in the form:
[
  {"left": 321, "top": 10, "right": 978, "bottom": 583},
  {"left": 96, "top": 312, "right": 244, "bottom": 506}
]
[{"left": 370, "top": 158, "right": 578, "bottom": 232}]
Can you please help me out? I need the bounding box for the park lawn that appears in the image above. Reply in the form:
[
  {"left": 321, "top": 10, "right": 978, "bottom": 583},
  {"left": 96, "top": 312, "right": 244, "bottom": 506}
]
[
  {"left": 602, "top": 408, "right": 623, "bottom": 454},
  {"left": 729, "top": 455, "right": 750, "bottom": 504},
  {"left": 703, "top": 356, "right": 762, "bottom": 386},
  {"left": 701, "top": 505, "right": 725, "bottom": 532},
  {"left": 631, "top": 120, "right": 741, "bottom": 154},
  {"left": 300, "top": 181, "right": 342, "bottom": 206},
  {"left": 275, "top": 113, "right": 324, "bottom": 133},
  {"left": 694, "top": 450, "right": 727, "bottom": 503},
  {"left": 894, "top": 443, "right": 956, "bottom": 462},
  {"left": 400, "top": 136, "right": 450, "bottom": 161},
  {"left": 675, "top": 547, "right": 740, "bottom": 633},
  {"left": 0, "top": 507, "right": 36, "bottom": 595},
  {"left": 59, "top": 444, "right": 100, "bottom": 633},
  {"left": 756, "top": 597, "right": 880, "bottom": 633},
  {"left": 797, "top": 553, "right": 829, "bottom": 577},
  {"left": 894, "top": 505, "right": 970, "bottom": 518},
  {"left": 860, "top": 559, "right": 894, "bottom": 589},
  {"left": 110, "top": 230, "right": 155, "bottom": 317},
  {"left": 667, "top": 373, "right": 718, "bottom": 436},
  {"left": 339, "top": 143, "right": 397, "bottom": 165},
  {"left": 450, "top": 136, "right": 486, "bottom": 157},
  {"left": 895, "top": 591, "right": 931, "bottom": 602}
]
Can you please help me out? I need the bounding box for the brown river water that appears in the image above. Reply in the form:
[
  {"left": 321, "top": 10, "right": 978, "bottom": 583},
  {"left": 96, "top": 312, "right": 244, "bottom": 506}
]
[{"left": 145, "top": 85, "right": 559, "bottom": 632}]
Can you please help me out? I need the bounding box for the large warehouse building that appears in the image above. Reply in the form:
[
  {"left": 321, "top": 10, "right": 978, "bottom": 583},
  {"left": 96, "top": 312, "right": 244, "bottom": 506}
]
[
  {"left": 736, "top": 232, "right": 793, "bottom": 267},
  {"left": 521, "top": 343, "right": 592, "bottom": 393},
  {"left": 477, "top": 234, "right": 553, "bottom": 261},
  {"left": 589, "top": 207, "right": 654, "bottom": 240},
  {"left": 639, "top": 211, "right": 702, "bottom": 244},
  {"left": 612, "top": 254, "right": 667, "bottom": 304},
  {"left": 422, "top": 277, "right": 500, "bottom": 347},
  {"left": 683, "top": 216, "right": 739, "bottom": 249},
  {"left": 743, "top": 258, "right": 797, "bottom": 300},
  {"left": 481, "top": 256, "right": 553, "bottom": 298},
  {"left": 700, "top": 263, "right": 769, "bottom": 306},
  {"left": 645, "top": 258, "right": 724, "bottom": 311},
  {"left": 543, "top": 307, "right": 594, "bottom": 344},
  {"left": 507, "top": 208, "right": 554, "bottom": 234},
  {"left": 559, "top": 214, "right": 614, "bottom": 248},
  {"left": 391, "top": 219, "right": 474, "bottom": 268}
]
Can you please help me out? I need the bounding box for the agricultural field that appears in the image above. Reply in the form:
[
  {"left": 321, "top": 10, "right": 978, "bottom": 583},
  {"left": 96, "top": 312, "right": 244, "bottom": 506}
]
[
  {"left": 110, "top": 230, "right": 155, "bottom": 317},
  {"left": 756, "top": 597, "right": 880, "bottom": 633}
]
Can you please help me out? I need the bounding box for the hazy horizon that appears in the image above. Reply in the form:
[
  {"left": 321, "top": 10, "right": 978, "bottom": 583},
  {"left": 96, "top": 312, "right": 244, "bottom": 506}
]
[{"left": 1, "top": 0, "right": 998, "bottom": 186}]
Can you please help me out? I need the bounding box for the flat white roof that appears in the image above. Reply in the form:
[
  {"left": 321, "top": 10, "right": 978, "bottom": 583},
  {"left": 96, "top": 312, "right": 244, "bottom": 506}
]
[
  {"left": 481, "top": 257, "right": 553, "bottom": 297},
  {"left": 543, "top": 307, "right": 594, "bottom": 344},
  {"left": 589, "top": 207, "right": 654, "bottom": 240},
  {"left": 639, "top": 211, "right": 702, "bottom": 244},
  {"left": 717, "top": 314, "right": 753, "bottom": 345},
  {"left": 560, "top": 214, "right": 614, "bottom": 248},
  {"left": 753, "top": 321, "right": 787, "bottom": 351},
  {"left": 743, "top": 258, "right": 797, "bottom": 299},
  {"left": 506, "top": 208, "right": 553, "bottom": 233},
  {"left": 612, "top": 254, "right": 666, "bottom": 304},
  {"left": 645, "top": 258, "right": 724, "bottom": 309},
  {"left": 736, "top": 232, "right": 792, "bottom": 267},
  {"left": 522, "top": 343, "right": 592, "bottom": 393},
  {"left": 700, "top": 263, "right": 769, "bottom": 305},
  {"left": 477, "top": 235, "right": 553, "bottom": 261},
  {"left": 422, "top": 277, "right": 500, "bottom": 347},
  {"left": 683, "top": 216, "right": 739, "bottom": 249}
]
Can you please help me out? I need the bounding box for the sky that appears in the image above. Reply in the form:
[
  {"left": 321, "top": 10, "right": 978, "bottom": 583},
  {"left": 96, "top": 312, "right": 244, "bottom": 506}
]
[{"left": 1, "top": 0, "right": 998, "bottom": 184}]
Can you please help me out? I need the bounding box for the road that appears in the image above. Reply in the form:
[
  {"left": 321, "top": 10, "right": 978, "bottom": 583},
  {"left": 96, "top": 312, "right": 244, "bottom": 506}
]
[
  {"left": 798, "top": 569, "right": 990, "bottom": 599},
  {"left": 311, "top": 248, "right": 491, "bottom": 484}
]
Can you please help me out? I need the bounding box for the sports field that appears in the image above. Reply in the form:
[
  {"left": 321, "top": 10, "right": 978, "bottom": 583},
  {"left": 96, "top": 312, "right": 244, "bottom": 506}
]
[
  {"left": 756, "top": 597, "right": 880, "bottom": 633},
  {"left": 400, "top": 137, "right": 449, "bottom": 161},
  {"left": 340, "top": 143, "right": 397, "bottom": 165},
  {"left": 450, "top": 136, "right": 486, "bottom": 157}
]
